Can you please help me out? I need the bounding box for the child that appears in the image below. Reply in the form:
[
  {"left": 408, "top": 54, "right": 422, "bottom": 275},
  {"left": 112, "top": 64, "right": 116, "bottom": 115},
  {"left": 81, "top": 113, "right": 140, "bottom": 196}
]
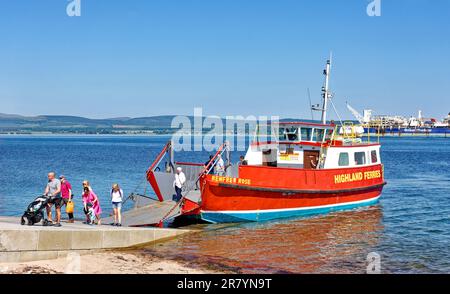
[
  {"left": 84, "top": 203, "right": 96, "bottom": 225},
  {"left": 110, "top": 183, "right": 123, "bottom": 226}
]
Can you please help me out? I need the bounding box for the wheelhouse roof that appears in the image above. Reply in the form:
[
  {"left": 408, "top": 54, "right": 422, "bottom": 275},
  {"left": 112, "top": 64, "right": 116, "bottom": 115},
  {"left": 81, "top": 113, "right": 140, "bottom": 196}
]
[{"left": 274, "top": 121, "right": 335, "bottom": 129}]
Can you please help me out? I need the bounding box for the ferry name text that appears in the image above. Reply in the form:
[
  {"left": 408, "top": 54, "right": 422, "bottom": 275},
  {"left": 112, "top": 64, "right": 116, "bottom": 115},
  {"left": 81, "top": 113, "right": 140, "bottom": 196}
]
[
  {"left": 211, "top": 176, "right": 252, "bottom": 185},
  {"left": 334, "top": 170, "right": 381, "bottom": 184}
]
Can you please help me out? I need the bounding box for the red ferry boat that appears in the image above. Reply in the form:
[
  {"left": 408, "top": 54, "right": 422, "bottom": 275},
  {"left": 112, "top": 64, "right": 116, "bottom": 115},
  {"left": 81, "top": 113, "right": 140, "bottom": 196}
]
[{"left": 144, "top": 59, "right": 386, "bottom": 224}]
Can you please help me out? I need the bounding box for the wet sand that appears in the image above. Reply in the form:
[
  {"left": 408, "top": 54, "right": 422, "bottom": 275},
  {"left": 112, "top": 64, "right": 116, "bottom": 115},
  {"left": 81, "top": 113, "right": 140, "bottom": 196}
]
[{"left": 0, "top": 250, "right": 224, "bottom": 274}]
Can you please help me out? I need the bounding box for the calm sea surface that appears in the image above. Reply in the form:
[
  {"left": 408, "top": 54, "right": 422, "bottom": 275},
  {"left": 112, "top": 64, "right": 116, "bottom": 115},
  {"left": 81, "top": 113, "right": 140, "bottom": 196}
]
[{"left": 1, "top": 135, "right": 449, "bottom": 273}]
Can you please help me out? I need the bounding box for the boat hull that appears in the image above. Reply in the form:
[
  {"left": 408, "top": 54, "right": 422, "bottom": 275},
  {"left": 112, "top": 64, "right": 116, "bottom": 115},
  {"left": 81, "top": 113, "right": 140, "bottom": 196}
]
[
  {"left": 199, "top": 164, "right": 385, "bottom": 223},
  {"left": 201, "top": 195, "right": 381, "bottom": 223}
]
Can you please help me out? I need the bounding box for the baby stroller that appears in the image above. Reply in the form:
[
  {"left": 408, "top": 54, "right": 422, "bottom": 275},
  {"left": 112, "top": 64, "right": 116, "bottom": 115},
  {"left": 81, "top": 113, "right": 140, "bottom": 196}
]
[{"left": 21, "top": 195, "right": 51, "bottom": 226}]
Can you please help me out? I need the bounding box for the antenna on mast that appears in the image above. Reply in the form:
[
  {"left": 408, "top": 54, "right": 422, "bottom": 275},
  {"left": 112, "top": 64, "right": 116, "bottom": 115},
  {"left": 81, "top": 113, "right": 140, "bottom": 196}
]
[
  {"left": 311, "top": 54, "right": 337, "bottom": 124},
  {"left": 320, "top": 54, "right": 332, "bottom": 124},
  {"left": 307, "top": 88, "right": 314, "bottom": 120}
]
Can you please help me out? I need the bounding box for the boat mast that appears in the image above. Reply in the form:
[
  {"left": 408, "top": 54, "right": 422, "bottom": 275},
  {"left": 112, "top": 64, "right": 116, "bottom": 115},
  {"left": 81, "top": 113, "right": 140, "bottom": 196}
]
[{"left": 321, "top": 56, "right": 332, "bottom": 124}]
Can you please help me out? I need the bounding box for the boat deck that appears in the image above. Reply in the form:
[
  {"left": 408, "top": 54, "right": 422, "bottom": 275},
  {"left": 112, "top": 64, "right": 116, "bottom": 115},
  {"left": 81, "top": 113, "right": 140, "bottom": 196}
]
[
  {"left": 103, "top": 200, "right": 179, "bottom": 226},
  {"left": 102, "top": 190, "right": 202, "bottom": 227}
]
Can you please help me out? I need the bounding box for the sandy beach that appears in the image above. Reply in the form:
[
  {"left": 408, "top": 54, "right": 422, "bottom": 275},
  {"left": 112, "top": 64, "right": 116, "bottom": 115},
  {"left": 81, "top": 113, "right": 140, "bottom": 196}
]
[{"left": 0, "top": 250, "right": 222, "bottom": 274}]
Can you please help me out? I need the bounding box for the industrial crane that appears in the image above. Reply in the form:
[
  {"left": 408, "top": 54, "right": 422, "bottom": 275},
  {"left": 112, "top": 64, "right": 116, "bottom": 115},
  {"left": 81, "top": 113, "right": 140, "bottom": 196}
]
[{"left": 346, "top": 102, "right": 365, "bottom": 124}]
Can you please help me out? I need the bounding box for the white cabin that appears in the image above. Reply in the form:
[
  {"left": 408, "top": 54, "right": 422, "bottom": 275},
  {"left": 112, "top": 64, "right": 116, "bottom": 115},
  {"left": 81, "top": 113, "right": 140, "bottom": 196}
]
[{"left": 244, "top": 122, "right": 381, "bottom": 170}]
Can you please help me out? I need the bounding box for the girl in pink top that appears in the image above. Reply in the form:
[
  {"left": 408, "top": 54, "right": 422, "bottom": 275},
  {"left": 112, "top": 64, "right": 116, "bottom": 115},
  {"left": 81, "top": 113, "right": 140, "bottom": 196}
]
[{"left": 82, "top": 186, "right": 102, "bottom": 225}]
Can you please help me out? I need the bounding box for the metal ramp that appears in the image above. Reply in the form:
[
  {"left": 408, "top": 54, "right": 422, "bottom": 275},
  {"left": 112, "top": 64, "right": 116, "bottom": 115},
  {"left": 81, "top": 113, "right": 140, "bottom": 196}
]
[
  {"left": 105, "top": 141, "right": 229, "bottom": 227},
  {"left": 103, "top": 197, "right": 180, "bottom": 227},
  {"left": 103, "top": 190, "right": 202, "bottom": 227}
]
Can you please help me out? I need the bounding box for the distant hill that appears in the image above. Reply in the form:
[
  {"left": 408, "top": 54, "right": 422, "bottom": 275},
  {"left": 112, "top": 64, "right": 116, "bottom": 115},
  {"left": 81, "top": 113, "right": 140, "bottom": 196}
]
[
  {"left": 0, "top": 113, "right": 324, "bottom": 134},
  {"left": 0, "top": 113, "right": 180, "bottom": 134}
]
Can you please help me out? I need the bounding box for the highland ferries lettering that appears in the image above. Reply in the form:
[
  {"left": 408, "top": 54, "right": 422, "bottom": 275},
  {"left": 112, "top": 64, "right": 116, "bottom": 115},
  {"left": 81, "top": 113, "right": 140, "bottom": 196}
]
[{"left": 334, "top": 170, "right": 382, "bottom": 184}]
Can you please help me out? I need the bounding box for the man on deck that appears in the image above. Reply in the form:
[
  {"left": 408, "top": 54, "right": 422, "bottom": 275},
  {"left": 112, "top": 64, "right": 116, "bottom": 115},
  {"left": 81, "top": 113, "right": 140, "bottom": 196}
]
[
  {"left": 204, "top": 155, "right": 214, "bottom": 175},
  {"left": 215, "top": 154, "right": 225, "bottom": 176},
  {"left": 238, "top": 155, "right": 248, "bottom": 166},
  {"left": 173, "top": 167, "right": 186, "bottom": 202}
]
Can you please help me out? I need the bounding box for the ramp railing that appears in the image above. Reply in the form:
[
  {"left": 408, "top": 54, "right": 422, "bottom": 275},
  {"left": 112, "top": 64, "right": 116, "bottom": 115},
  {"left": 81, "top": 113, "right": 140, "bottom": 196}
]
[
  {"left": 145, "top": 140, "right": 176, "bottom": 202},
  {"left": 146, "top": 140, "right": 173, "bottom": 175},
  {"left": 121, "top": 142, "right": 173, "bottom": 208},
  {"left": 201, "top": 142, "right": 230, "bottom": 177},
  {"left": 157, "top": 142, "right": 230, "bottom": 226}
]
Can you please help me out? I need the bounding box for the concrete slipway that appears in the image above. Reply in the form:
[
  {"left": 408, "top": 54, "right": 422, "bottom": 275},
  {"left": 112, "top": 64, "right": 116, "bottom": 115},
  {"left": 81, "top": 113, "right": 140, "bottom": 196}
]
[{"left": 0, "top": 216, "right": 191, "bottom": 263}]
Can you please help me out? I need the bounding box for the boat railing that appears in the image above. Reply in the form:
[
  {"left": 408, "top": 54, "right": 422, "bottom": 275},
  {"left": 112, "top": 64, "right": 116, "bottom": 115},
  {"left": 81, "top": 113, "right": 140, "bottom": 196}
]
[
  {"left": 331, "top": 122, "right": 381, "bottom": 146},
  {"left": 146, "top": 140, "right": 172, "bottom": 175},
  {"left": 157, "top": 141, "right": 230, "bottom": 226},
  {"left": 201, "top": 142, "right": 230, "bottom": 177}
]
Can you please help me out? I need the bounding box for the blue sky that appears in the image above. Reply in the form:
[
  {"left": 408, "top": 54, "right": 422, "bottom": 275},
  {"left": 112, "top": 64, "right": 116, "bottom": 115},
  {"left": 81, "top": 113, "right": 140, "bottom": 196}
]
[{"left": 0, "top": 0, "right": 449, "bottom": 120}]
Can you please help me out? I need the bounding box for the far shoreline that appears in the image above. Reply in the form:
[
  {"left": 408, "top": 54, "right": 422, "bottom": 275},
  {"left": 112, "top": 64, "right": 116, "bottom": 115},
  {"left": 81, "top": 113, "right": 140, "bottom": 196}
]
[
  {"left": 0, "top": 133, "right": 173, "bottom": 137},
  {"left": 0, "top": 133, "right": 252, "bottom": 137},
  {"left": 1, "top": 133, "right": 449, "bottom": 138}
]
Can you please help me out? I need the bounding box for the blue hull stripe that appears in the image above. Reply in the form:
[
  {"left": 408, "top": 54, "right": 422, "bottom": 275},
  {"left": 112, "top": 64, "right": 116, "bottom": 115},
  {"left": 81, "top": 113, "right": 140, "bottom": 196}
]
[{"left": 201, "top": 197, "right": 380, "bottom": 223}]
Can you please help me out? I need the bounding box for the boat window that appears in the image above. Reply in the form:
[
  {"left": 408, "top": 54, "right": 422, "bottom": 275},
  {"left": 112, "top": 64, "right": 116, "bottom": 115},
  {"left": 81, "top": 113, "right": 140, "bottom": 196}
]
[
  {"left": 301, "top": 127, "right": 312, "bottom": 141},
  {"left": 371, "top": 150, "right": 378, "bottom": 163},
  {"left": 324, "top": 129, "right": 334, "bottom": 141},
  {"left": 338, "top": 152, "right": 349, "bottom": 166},
  {"left": 312, "top": 128, "right": 325, "bottom": 142},
  {"left": 278, "top": 128, "right": 287, "bottom": 141},
  {"left": 286, "top": 127, "right": 299, "bottom": 141},
  {"left": 354, "top": 152, "right": 366, "bottom": 165}
]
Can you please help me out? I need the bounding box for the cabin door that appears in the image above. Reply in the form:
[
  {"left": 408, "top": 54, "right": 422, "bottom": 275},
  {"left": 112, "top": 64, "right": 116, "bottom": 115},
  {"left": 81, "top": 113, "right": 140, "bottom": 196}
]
[{"left": 303, "top": 150, "right": 320, "bottom": 169}]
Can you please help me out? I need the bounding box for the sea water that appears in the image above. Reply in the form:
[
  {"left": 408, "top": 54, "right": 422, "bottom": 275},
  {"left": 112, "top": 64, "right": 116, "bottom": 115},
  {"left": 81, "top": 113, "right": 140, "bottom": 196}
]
[{"left": 0, "top": 135, "right": 449, "bottom": 273}]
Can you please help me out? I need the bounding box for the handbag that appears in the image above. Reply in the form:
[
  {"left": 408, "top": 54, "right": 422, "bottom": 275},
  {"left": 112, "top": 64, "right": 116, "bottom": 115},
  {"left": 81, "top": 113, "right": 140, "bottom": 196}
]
[{"left": 66, "top": 200, "right": 74, "bottom": 214}]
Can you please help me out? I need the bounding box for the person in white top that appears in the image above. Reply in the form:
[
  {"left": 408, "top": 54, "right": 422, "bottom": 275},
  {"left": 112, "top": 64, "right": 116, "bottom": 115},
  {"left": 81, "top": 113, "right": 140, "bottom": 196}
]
[
  {"left": 173, "top": 167, "right": 186, "bottom": 202},
  {"left": 215, "top": 154, "right": 225, "bottom": 176},
  {"left": 110, "top": 183, "right": 123, "bottom": 226}
]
